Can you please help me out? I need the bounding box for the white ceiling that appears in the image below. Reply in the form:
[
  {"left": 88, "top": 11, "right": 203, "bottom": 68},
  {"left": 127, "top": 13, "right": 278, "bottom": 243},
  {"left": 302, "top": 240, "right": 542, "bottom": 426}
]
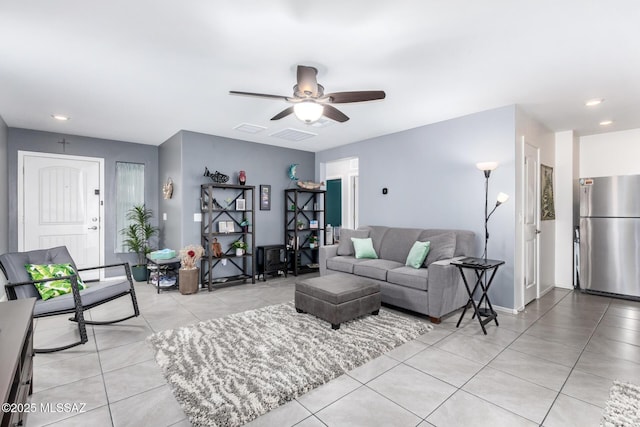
[{"left": 1, "top": 1, "right": 639, "bottom": 152}]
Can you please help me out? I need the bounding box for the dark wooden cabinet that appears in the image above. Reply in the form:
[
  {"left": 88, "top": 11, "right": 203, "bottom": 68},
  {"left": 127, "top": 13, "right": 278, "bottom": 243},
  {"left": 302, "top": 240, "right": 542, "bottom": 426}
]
[
  {"left": 284, "top": 189, "right": 326, "bottom": 276},
  {"left": 200, "top": 183, "right": 256, "bottom": 290},
  {"left": 1, "top": 298, "right": 35, "bottom": 427}
]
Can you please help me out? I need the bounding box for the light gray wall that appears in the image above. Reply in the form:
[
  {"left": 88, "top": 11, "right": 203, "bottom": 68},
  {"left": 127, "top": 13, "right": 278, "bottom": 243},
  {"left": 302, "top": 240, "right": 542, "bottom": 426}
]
[
  {"left": 316, "top": 106, "right": 517, "bottom": 309},
  {"left": 0, "top": 116, "right": 8, "bottom": 300},
  {"left": 158, "top": 130, "right": 315, "bottom": 251},
  {"left": 158, "top": 131, "right": 183, "bottom": 249},
  {"left": 7, "top": 128, "right": 159, "bottom": 266}
]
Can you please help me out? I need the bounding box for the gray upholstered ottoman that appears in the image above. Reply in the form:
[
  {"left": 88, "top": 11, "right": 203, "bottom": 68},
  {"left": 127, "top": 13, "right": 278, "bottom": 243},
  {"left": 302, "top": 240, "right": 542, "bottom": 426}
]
[{"left": 295, "top": 274, "right": 381, "bottom": 329}]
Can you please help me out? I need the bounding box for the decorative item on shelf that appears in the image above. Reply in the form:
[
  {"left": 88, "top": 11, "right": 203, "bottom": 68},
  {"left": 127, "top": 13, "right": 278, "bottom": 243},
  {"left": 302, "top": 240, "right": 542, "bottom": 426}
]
[
  {"left": 297, "top": 220, "right": 304, "bottom": 230},
  {"left": 120, "top": 204, "right": 159, "bottom": 281},
  {"left": 236, "top": 199, "right": 246, "bottom": 211},
  {"left": 309, "top": 219, "right": 319, "bottom": 229},
  {"left": 238, "top": 170, "right": 246, "bottom": 185},
  {"left": 297, "top": 180, "right": 324, "bottom": 190},
  {"left": 309, "top": 235, "right": 318, "bottom": 249},
  {"left": 231, "top": 241, "right": 248, "bottom": 257},
  {"left": 162, "top": 177, "right": 174, "bottom": 200},
  {"left": 204, "top": 167, "right": 229, "bottom": 183},
  {"left": 178, "top": 244, "right": 204, "bottom": 295},
  {"left": 211, "top": 238, "right": 223, "bottom": 258},
  {"left": 240, "top": 218, "right": 251, "bottom": 233}
]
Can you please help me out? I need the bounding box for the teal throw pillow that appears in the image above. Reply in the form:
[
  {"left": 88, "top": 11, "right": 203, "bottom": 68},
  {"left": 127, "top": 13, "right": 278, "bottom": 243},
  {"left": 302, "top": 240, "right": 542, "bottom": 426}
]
[
  {"left": 25, "top": 263, "right": 86, "bottom": 301},
  {"left": 405, "top": 241, "right": 431, "bottom": 269},
  {"left": 351, "top": 237, "right": 378, "bottom": 259}
]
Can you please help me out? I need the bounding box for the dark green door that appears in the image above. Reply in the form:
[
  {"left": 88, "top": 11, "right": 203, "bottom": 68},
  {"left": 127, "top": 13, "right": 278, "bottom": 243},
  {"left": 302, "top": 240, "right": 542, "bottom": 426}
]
[{"left": 326, "top": 179, "right": 342, "bottom": 227}]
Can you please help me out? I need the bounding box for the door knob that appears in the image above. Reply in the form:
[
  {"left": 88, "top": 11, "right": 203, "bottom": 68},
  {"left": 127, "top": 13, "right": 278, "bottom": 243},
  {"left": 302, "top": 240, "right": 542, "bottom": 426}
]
[
  {"left": 88, "top": 226, "right": 98, "bottom": 230},
  {"left": 535, "top": 229, "right": 541, "bottom": 234}
]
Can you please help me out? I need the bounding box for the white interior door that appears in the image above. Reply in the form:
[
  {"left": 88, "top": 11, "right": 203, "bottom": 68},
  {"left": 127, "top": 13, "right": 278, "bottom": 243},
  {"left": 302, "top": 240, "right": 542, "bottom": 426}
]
[
  {"left": 523, "top": 142, "right": 540, "bottom": 305},
  {"left": 19, "top": 152, "right": 103, "bottom": 279}
]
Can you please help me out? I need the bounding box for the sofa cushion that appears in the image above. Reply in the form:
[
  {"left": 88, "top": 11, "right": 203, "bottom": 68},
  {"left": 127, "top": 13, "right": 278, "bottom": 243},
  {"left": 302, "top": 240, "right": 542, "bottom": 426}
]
[
  {"left": 353, "top": 259, "right": 403, "bottom": 281},
  {"left": 405, "top": 241, "right": 430, "bottom": 269},
  {"left": 326, "top": 256, "right": 367, "bottom": 274},
  {"left": 420, "top": 231, "right": 457, "bottom": 266},
  {"left": 337, "top": 228, "right": 370, "bottom": 256},
  {"left": 378, "top": 228, "right": 423, "bottom": 263},
  {"left": 352, "top": 238, "right": 378, "bottom": 259},
  {"left": 387, "top": 266, "right": 430, "bottom": 291}
]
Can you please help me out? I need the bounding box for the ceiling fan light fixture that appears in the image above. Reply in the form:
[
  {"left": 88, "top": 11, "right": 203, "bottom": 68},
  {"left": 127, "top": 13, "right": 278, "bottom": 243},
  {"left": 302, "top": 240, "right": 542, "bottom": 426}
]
[{"left": 293, "top": 101, "right": 324, "bottom": 123}]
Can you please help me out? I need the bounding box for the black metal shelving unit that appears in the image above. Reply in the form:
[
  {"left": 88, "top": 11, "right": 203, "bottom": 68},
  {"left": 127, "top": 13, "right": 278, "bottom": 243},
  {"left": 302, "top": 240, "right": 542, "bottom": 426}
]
[
  {"left": 284, "top": 188, "right": 326, "bottom": 276},
  {"left": 201, "top": 183, "right": 255, "bottom": 290}
]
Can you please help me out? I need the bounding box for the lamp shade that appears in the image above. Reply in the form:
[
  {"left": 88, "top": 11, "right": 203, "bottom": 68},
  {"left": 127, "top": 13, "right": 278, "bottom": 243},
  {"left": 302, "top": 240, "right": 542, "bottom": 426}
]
[
  {"left": 294, "top": 101, "right": 324, "bottom": 123},
  {"left": 496, "top": 192, "right": 509, "bottom": 204},
  {"left": 476, "top": 161, "right": 498, "bottom": 171}
]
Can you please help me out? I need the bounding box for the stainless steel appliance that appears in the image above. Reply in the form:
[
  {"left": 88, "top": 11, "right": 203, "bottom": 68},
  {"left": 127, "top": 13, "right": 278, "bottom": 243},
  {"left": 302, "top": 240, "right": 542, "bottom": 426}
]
[{"left": 579, "top": 175, "right": 640, "bottom": 300}]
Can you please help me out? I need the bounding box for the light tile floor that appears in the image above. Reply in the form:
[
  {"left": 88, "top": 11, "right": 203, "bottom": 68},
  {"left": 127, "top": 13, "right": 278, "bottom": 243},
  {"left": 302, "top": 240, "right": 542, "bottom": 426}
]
[{"left": 25, "top": 275, "right": 640, "bottom": 427}]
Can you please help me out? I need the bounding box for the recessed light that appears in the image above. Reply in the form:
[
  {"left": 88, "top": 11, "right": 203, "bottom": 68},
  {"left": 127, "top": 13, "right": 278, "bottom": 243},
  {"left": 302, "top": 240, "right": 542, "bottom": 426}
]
[
  {"left": 585, "top": 98, "right": 604, "bottom": 107},
  {"left": 51, "top": 114, "right": 70, "bottom": 121},
  {"left": 599, "top": 120, "right": 613, "bottom": 126}
]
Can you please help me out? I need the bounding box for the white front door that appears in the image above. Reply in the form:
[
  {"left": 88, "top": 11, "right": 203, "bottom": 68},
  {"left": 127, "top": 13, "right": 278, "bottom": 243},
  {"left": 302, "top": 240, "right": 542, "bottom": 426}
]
[
  {"left": 19, "top": 152, "right": 103, "bottom": 278},
  {"left": 523, "top": 142, "right": 540, "bottom": 305}
]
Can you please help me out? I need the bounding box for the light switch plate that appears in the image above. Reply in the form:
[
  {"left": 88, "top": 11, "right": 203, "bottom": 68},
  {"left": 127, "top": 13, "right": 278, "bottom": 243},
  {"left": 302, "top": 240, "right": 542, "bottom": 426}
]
[
  {"left": 194, "top": 213, "right": 202, "bottom": 222},
  {"left": 163, "top": 212, "right": 167, "bottom": 221}
]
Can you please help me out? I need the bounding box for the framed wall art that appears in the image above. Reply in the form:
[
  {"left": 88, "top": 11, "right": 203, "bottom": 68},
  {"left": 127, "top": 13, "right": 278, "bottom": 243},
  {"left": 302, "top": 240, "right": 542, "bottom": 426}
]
[
  {"left": 260, "top": 185, "right": 271, "bottom": 210},
  {"left": 541, "top": 164, "right": 556, "bottom": 220}
]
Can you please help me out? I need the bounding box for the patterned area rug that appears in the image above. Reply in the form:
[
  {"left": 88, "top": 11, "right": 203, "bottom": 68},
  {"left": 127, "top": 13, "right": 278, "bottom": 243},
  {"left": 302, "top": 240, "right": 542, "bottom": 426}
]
[
  {"left": 601, "top": 380, "right": 640, "bottom": 427},
  {"left": 147, "top": 302, "right": 431, "bottom": 427}
]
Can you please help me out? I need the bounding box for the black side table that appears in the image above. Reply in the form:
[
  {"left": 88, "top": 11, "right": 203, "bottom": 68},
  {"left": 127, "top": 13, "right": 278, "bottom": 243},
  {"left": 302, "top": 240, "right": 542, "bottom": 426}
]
[
  {"left": 146, "top": 255, "right": 180, "bottom": 294},
  {"left": 452, "top": 257, "right": 505, "bottom": 335}
]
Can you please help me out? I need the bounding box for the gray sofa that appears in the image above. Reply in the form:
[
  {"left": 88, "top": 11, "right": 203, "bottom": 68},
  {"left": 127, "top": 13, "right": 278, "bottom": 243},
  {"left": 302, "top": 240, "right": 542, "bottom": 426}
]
[{"left": 319, "top": 225, "right": 475, "bottom": 323}]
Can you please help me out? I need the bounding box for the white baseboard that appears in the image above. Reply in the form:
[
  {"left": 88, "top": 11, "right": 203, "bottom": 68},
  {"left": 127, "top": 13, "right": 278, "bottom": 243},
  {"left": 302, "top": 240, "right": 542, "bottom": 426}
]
[{"left": 473, "top": 300, "right": 518, "bottom": 315}]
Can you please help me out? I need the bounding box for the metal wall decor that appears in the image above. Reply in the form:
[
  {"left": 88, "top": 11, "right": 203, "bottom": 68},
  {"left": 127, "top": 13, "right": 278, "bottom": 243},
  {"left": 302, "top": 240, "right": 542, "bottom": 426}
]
[
  {"left": 162, "top": 177, "right": 174, "bottom": 199},
  {"left": 541, "top": 164, "right": 556, "bottom": 220},
  {"left": 203, "top": 167, "right": 229, "bottom": 183}
]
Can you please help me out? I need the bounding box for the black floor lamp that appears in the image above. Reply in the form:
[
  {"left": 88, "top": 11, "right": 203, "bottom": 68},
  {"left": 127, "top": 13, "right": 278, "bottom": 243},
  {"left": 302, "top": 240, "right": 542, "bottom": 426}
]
[
  {"left": 476, "top": 161, "right": 509, "bottom": 315},
  {"left": 476, "top": 162, "right": 509, "bottom": 261}
]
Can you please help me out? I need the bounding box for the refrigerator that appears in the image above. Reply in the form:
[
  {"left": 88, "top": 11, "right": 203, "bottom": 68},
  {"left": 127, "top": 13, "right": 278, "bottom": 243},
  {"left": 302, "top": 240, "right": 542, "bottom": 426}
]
[{"left": 579, "top": 175, "right": 640, "bottom": 299}]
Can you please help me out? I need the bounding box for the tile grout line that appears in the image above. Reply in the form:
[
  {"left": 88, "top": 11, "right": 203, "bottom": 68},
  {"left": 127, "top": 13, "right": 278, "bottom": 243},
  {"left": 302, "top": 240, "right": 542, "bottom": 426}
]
[
  {"left": 421, "top": 290, "right": 575, "bottom": 425},
  {"left": 538, "top": 294, "right": 612, "bottom": 426}
]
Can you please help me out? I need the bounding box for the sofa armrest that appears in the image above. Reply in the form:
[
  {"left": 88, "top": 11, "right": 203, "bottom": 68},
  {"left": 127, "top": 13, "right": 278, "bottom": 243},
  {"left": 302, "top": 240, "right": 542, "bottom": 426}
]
[
  {"left": 427, "top": 257, "right": 469, "bottom": 318},
  {"left": 319, "top": 245, "right": 338, "bottom": 276}
]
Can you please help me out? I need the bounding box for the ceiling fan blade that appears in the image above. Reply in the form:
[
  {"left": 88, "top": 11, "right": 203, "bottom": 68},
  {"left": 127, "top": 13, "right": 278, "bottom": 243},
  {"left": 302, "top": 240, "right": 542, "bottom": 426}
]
[
  {"left": 296, "top": 66, "right": 319, "bottom": 97},
  {"left": 323, "top": 105, "right": 349, "bottom": 123},
  {"left": 229, "top": 90, "right": 289, "bottom": 101},
  {"left": 271, "top": 106, "right": 295, "bottom": 121},
  {"left": 326, "top": 90, "right": 386, "bottom": 104}
]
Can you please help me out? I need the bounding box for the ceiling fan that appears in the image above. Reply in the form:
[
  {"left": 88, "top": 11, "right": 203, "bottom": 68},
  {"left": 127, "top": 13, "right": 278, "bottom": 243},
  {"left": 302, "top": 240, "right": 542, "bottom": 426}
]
[{"left": 229, "top": 65, "right": 386, "bottom": 123}]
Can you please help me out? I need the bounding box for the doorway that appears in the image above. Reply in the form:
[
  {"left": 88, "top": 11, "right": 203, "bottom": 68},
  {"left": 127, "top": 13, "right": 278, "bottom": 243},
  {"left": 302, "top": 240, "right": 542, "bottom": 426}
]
[
  {"left": 18, "top": 151, "right": 105, "bottom": 278},
  {"left": 522, "top": 142, "right": 540, "bottom": 305},
  {"left": 321, "top": 157, "right": 359, "bottom": 231}
]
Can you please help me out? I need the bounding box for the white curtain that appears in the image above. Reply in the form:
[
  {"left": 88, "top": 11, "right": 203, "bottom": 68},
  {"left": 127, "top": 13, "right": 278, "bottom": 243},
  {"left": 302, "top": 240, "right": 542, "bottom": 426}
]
[{"left": 115, "top": 162, "right": 145, "bottom": 252}]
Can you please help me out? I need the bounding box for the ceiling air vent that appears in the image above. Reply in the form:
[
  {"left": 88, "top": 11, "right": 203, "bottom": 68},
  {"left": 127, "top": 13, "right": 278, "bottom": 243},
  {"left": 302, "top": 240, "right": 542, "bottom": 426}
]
[
  {"left": 233, "top": 123, "right": 267, "bottom": 134},
  {"left": 269, "top": 128, "right": 317, "bottom": 142}
]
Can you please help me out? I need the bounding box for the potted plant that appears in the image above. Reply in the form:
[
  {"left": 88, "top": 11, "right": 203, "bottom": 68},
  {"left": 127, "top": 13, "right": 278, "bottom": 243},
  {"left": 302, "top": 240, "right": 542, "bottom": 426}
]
[
  {"left": 297, "top": 220, "right": 304, "bottom": 230},
  {"left": 178, "top": 244, "right": 204, "bottom": 295},
  {"left": 309, "top": 235, "right": 318, "bottom": 249},
  {"left": 231, "top": 241, "right": 248, "bottom": 256},
  {"left": 240, "top": 218, "right": 251, "bottom": 233},
  {"left": 121, "top": 204, "right": 159, "bottom": 281}
]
